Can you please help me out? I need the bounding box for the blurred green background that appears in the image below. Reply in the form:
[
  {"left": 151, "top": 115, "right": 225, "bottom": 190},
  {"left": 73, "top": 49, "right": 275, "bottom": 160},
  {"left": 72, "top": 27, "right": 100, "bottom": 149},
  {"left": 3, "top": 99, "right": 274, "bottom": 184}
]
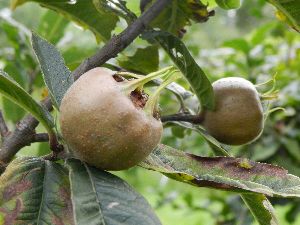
[{"left": 1, "top": 0, "right": 300, "bottom": 224}]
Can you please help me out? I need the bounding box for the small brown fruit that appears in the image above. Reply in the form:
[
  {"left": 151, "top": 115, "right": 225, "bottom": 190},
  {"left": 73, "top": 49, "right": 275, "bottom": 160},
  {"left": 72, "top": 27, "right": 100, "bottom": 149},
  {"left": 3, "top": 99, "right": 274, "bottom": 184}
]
[
  {"left": 60, "top": 68, "right": 163, "bottom": 170},
  {"left": 202, "top": 77, "right": 264, "bottom": 145}
]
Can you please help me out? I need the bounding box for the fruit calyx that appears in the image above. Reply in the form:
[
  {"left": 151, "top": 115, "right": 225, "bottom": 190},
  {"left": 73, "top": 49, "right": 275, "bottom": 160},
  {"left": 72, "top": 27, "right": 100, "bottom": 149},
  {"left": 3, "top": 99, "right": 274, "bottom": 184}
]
[
  {"left": 116, "top": 66, "right": 181, "bottom": 118},
  {"left": 129, "top": 89, "right": 149, "bottom": 110}
]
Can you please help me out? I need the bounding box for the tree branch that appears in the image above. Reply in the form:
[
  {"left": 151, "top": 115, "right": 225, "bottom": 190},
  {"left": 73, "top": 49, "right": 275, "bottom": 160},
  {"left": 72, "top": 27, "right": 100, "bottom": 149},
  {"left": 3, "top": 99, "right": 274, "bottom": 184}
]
[
  {"left": 0, "top": 98, "right": 52, "bottom": 163},
  {"left": 161, "top": 113, "right": 204, "bottom": 124},
  {"left": 73, "top": 0, "right": 171, "bottom": 80},
  {"left": 33, "top": 133, "right": 49, "bottom": 143},
  {"left": 0, "top": 111, "right": 9, "bottom": 138},
  {"left": 0, "top": 0, "right": 170, "bottom": 165}
]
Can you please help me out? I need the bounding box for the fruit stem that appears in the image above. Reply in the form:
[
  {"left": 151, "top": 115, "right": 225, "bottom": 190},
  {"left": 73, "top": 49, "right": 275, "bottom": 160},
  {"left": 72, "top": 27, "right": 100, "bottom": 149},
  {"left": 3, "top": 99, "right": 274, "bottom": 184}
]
[
  {"left": 120, "top": 66, "right": 176, "bottom": 95},
  {"left": 144, "top": 71, "right": 181, "bottom": 117},
  {"left": 48, "top": 132, "right": 64, "bottom": 153}
]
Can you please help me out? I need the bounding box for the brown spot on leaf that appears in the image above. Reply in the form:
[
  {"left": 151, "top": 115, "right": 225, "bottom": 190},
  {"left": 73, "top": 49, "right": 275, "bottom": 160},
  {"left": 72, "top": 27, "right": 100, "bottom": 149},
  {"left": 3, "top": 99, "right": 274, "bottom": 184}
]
[
  {"left": 187, "top": 153, "right": 288, "bottom": 179},
  {"left": 191, "top": 179, "right": 237, "bottom": 191},
  {"left": 52, "top": 216, "right": 65, "bottom": 225},
  {"left": 0, "top": 198, "right": 22, "bottom": 225},
  {"left": 59, "top": 187, "right": 75, "bottom": 225},
  {"left": 3, "top": 179, "right": 32, "bottom": 201}
]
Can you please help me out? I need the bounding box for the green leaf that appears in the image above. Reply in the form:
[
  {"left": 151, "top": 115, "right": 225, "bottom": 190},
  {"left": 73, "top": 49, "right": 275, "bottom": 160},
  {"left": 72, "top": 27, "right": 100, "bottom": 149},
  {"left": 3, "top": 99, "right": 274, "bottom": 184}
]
[
  {"left": 31, "top": 32, "right": 73, "bottom": 109},
  {"left": 165, "top": 120, "right": 228, "bottom": 156},
  {"left": 0, "top": 157, "right": 74, "bottom": 225},
  {"left": 0, "top": 63, "right": 27, "bottom": 123},
  {"left": 241, "top": 194, "right": 279, "bottom": 225},
  {"left": 140, "top": 144, "right": 300, "bottom": 197},
  {"left": 223, "top": 38, "right": 250, "bottom": 55},
  {"left": 11, "top": 0, "right": 119, "bottom": 41},
  {"left": 215, "top": 0, "right": 241, "bottom": 10},
  {"left": 267, "top": 0, "right": 300, "bottom": 32},
  {"left": 93, "top": 0, "right": 136, "bottom": 24},
  {"left": 61, "top": 44, "right": 97, "bottom": 70},
  {"left": 1, "top": 97, "right": 25, "bottom": 123},
  {"left": 0, "top": 70, "right": 54, "bottom": 133},
  {"left": 144, "top": 0, "right": 213, "bottom": 35},
  {"left": 281, "top": 138, "right": 300, "bottom": 163},
  {"left": 250, "top": 22, "right": 278, "bottom": 46},
  {"left": 66, "top": 159, "right": 161, "bottom": 225},
  {"left": 144, "top": 31, "right": 215, "bottom": 110},
  {"left": 67, "top": 159, "right": 105, "bottom": 225},
  {"left": 163, "top": 122, "right": 279, "bottom": 225},
  {"left": 165, "top": 82, "right": 193, "bottom": 100},
  {"left": 0, "top": 158, "right": 161, "bottom": 225},
  {"left": 38, "top": 10, "right": 69, "bottom": 44},
  {"left": 251, "top": 142, "right": 279, "bottom": 161},
  {"left": 118, "top": 45, "right": 159, "bottom": 74}
]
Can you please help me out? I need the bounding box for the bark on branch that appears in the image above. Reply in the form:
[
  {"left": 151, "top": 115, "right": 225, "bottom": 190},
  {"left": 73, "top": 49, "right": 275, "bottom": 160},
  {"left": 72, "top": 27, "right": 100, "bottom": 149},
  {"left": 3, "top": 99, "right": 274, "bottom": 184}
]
[
  {"left": 0, "top": 98, "right": 52, "bottom": 163},
  {"left": 161, "top": 113, "right": 204, "bottom": 124},
  {"left": 0, "top": 111, "right": 9, "bottom": 138},
  {"left": 72, "top": 0, "right": 171, "bottom": 80}
]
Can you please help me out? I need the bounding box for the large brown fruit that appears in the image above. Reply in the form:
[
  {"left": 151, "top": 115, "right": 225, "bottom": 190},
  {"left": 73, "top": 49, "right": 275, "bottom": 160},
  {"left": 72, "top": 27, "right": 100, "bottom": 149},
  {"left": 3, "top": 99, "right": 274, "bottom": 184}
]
[
  {"left": 60, "top": 68, "right": 163, "bottom": 170},
  {"left": 202, "top": 77, "right": 264, "bottom": 145}
]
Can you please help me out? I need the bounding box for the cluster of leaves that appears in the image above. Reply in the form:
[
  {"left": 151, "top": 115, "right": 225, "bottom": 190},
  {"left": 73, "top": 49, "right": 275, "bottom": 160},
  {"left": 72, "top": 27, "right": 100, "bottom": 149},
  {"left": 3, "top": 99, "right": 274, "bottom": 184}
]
[{"left": 0, "top": 0, "right": 300, "bottom": 225}]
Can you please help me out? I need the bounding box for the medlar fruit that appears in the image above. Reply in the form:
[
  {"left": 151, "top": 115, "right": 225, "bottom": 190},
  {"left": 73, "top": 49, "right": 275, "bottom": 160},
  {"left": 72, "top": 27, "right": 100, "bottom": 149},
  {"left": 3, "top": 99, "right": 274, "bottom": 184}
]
[
  {"left": 60, "top": 67, "right": 164, "bottom": 170},
  {"left": 202, "top": 77, "right": 264, "bottom": 145}
]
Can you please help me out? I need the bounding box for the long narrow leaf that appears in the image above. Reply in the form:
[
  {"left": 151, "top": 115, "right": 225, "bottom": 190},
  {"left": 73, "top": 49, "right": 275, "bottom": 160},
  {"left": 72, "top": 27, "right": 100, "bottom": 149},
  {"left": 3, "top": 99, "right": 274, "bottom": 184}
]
[
  {"left": 32, "top": 32, "right": 73, "bottom": 108},
  {"left": 141, "top": 144, "right": 300, "bottom": 197},
  {"left": 144, "top": 31, "right": 215, "bottom": 110},
  {"left": 0, "top": 70, "right": 54, "bottom": 133},
  {"left": 267, "top": 0, "right": 300, "bottom": 32},
  {"left": 140, "top": 144, "right": 287, "bottom": 225}
]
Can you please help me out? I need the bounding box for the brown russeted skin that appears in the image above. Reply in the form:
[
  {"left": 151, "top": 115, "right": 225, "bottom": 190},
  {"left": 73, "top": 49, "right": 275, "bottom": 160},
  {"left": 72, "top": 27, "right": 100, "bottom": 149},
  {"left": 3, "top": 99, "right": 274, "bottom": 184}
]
[
  {"left": 202, "top": 77, "right": 264, "bottom": 145},
  {"left": 59, "top": 67, "right": 163, "bottom": 170}
]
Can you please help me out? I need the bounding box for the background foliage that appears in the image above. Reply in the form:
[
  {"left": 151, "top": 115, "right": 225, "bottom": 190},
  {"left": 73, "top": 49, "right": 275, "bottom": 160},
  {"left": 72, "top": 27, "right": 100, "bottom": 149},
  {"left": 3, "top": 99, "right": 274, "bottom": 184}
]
[{"left": 0, "top": 0, "right": 300, "bottom": 224}]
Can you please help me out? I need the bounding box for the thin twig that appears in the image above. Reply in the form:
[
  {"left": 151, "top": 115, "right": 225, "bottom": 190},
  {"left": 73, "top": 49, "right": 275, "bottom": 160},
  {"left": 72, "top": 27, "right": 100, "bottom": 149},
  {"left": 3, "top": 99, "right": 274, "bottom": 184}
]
[
  {"left": 0, "top": 0, "right": 170, "bottom": 164},
  {"left": 0, "top": 111, "right": 9, "bottom": 138},
  {"left": 161, "top": 113, "right": 204, "bottom": 124},
  {"left": 0, "top": 98, "right": 52, "bottom": 163},
  {"left": 72, "top": 0, "right": 171, "bottom": 80},
  {"left": 32, "top": 133, "right": 49, "bottom": 142}
]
